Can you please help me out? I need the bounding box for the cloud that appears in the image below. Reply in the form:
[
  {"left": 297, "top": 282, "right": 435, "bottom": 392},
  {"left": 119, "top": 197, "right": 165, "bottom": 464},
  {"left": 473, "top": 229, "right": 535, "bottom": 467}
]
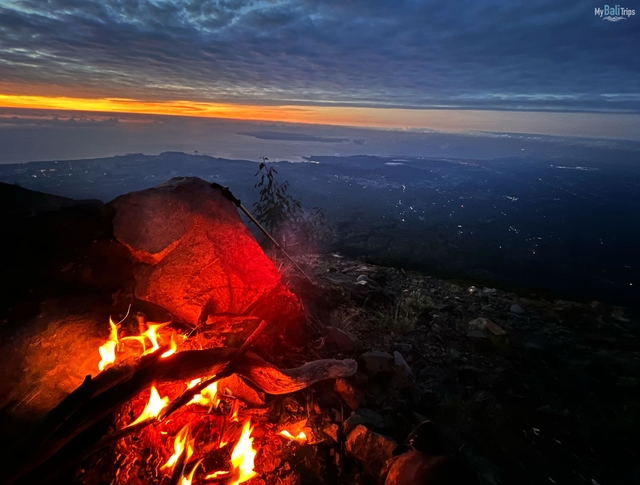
[{"left": 0, "top": 0, "right": 638, "bottom": 112}]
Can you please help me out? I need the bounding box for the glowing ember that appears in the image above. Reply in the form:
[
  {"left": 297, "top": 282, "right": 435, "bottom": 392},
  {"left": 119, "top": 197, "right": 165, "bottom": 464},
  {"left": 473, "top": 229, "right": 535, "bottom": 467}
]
[
  {"left": 128, "top": 385, "right": 169, "bottom": 427},
  {"left": 189, "top": 381, "right": 219, "bottom": 408},
  {"left": 161, "top": 331, "right": 178, "bottom": 358},
  {"left": 279, "top": 430, "right": 307, "bottom": 442},
  {"left": 97, "top": 318, "right": 120, "bottom": 372},
  {"left": 162, "top": 424, "right": 194, "bottom": 470},
  {"left": 229, "top": 419, "right": 257, "bottom": 484}
]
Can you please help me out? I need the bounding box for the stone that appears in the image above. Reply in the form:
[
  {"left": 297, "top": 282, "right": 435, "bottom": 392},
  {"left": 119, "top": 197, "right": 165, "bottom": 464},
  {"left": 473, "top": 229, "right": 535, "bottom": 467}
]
[
  {"left": 393, "top": 342, "right": 413, "bottom": 353},
  {"left": 470, "top": 317, "right": 507, "bottom": 336},
  {"left": 360, "top": 350, "right": 394, "bottom": 375},
  {"left": 482, "top": 287, "right": 497, "bottom": 295},
  {"left": 356, "top": 274, "right": 378, "bottom": 286},
  {"left": 325, "top": 326, "right": 355, "bottom": 351},
  {"left": 469, "top": 317, "right": 489, "bottom": 330},
  {"left": 393, "top": 351, "right": 413, "bottom": 379},
  {"left": 467, "top": 286, "right": 479, "bottom": 294},
  {"left": 110, "top": 177, "right": 302, "bottom": 330},
  {"left": 323, "top": 423, "right": 340, "bottom": 442},
  {"left": 510, "top": 304, "right": 526, "bottom": 314},
  {"left": 344, "top": 408, "right": 385, "bottom": 434},
  {"left": 334, "top": 378, "right": 366, "bottom": 410},
  {"left": 485, "top": 320, "right": 507, "bottom": 336},
  {"left": 466, "top": 330, "right": 488, "bottom": 341},
  {"left": 345, "top": 424, "right": 397, "bottom": 479},
  {"left": 382, "top": 450, "right": 448, "bottom": 485}
]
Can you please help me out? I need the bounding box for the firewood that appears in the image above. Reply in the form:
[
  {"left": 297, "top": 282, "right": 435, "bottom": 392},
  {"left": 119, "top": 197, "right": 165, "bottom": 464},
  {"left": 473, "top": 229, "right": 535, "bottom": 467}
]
[{"left": 5, "top": 347, "right": 357, "bottom": 484}]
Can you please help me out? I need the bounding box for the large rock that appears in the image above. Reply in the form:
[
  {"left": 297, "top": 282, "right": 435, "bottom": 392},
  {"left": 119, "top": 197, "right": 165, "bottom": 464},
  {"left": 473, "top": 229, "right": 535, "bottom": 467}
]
[
  {"left": 110, "top": 177, "right": 302, "bottom": 330},
  {"left": 345, "top": 424, "right": 397, "bottom": 479}
]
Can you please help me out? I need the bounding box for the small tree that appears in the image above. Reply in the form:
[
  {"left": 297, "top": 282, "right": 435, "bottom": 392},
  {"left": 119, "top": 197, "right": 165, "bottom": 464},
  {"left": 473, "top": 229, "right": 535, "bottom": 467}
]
[{"left": 253, "top": 158, "right": 331, "bottom": 251}]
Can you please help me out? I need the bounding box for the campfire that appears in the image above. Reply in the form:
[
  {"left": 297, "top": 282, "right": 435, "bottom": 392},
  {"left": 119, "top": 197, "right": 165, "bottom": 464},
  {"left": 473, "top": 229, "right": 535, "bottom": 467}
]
[
  {"left": 3, "top": 178, "right": 358, "bottom": 485},
  {"left": 5, "top": 304, "right": 356, "bottom": 484}
]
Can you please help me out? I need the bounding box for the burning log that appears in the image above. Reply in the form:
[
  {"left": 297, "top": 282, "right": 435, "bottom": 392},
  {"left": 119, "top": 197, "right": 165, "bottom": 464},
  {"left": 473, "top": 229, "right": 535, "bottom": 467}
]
[{"left": 5, "top": 346, "right": 356, "bottom": 484}]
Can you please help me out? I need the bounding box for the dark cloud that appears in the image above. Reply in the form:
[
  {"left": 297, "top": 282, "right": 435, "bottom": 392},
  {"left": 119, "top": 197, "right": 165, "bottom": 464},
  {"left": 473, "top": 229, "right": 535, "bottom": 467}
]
[{"left": 0, "top": 0, "right": 639, "bottom": 112}]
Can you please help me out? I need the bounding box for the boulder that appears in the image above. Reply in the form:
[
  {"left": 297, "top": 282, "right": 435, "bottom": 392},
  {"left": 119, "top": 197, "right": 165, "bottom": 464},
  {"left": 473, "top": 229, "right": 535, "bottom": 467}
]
[
  {"left": 345, "top": 424, "right": 396, "bottom": 479},
  {"left": 360, "top": 350, "right": 394, "bottom": 375},
  {"left": 110, "top": 177, "right": 302, "bottom": 330}
]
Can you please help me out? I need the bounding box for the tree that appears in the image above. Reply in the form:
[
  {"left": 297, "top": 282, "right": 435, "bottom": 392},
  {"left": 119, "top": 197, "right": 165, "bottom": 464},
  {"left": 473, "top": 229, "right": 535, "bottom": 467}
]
[{"left": 253, "top": 158, "right": 331, "bottom": 251}]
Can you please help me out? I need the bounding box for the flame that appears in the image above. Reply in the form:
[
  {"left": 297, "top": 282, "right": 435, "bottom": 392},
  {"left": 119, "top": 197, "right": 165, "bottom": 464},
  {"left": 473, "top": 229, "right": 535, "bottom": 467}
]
[
  {"left": 161, "top": 331, "right": 178, "bottom": 358},
  {"left": 229, "top": 419, "right": 257, "bottom": 484},
  {"left": 205, "top": 470, "right": 229, "bottom": 479},
  {"left": 128, "top": 385, "right": 169, "bottom": 427},
  {"left": 162, "top": 424, "right": 194, "bottom": 469},
  {"left": 279, "top": 430, "right": 307, "bottom": 443},
  {"left": 98, "top": 318, "right": 120, "bottom": 372},
  {"left": 189, "top": 381, "right": 219, "bottom": 408},
  {"left": 121, "top": 321, "right": 171, "bottom": 355},
  {"left": 181, "top": 459, "right": 202, "bottom": 485},
  {"left": 187, "top": 378, "right": 202, "bottom": 389},
  {"left": 230, "top": 398, "right": 240, "bottom": 422},
  {"left": 142, "top": 322, "right": 171, "bottom": 355}
]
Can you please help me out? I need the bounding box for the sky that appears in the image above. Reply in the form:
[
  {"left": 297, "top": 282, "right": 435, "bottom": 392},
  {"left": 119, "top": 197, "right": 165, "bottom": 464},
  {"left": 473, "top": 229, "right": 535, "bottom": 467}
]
[{"left": 0, "top": 0, "right": 639, "bottom": 155}]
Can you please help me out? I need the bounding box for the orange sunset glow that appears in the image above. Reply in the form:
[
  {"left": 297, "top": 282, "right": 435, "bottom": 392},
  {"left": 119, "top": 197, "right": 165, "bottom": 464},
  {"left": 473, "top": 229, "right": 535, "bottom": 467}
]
[{"left": 0, "top": 93, "right": 412, "bottom": 129}]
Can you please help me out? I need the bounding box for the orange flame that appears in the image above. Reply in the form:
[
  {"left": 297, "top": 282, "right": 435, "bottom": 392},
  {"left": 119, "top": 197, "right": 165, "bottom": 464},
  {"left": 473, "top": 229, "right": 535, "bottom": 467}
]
[
  {"left": 229, "top": 419, "right": 257, "bottom": 484},
  {"left": 189, "top": 381, "right": 219, "bottom": 409},
  {"left": 181, "top": 459, "right": 202, "bottom": 485},
  {"left": 98, "top": 318, "right": 120, "bottom": 372},
  {"left": 187, "top": 378, "right": 202, "bottom": 389},
  {"left": 162, "top": 424, "right": 194, "bottom": 469},
  {"left": 142, "top": 322, "right": 169, "bottom": 355},
  {"left": 205, "top": 470, "right": 229, "bottom": 480},
  {"left": 161, "top": 331, "right": 178, "bottom": 358},
  {"left": 230, "top": 398, "right": 240, "bottom": 422},
  {"left": 128, "top": 385, "right": 169, "bottom": 427},
  {"left": 279, "top": 430, "right": 307, "bottom": 443},
  {"left": 121, "top": 321, "right": 171, "bottom": 355}
]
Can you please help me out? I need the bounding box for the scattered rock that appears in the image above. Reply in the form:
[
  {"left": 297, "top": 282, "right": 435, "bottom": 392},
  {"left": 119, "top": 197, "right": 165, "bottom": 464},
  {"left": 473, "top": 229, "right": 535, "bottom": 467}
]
[
  {"left": 466, "top": 330, "right": 489, "bottom": 341},
  {"left": 482, "top": 287, "right": 497, "bottom": 295},
  {"left": 487, "top": 322, "right": 506, "bottom": 336},
  {"left": 382, "top": 450, "right": 448, "bottom": 485},
  {"left": 360, "top": 350, "right": 394, "bottom": 376},
  {"left": 344, "top": 409, "right": 385, "bottom": 434},
  {"left": 323, "top": 423, "right": 340, "bottom": 442},
  {"left": 510, "top": 304, "right": 526, "bottom": 314},
  {"left": 345, "top": 424, "right": 397, "bottom": 479},
  {"left": 393, "top": 342, "right": 413, "bottom": 353},
  {"left": 471, "top": 318, "right": 507, "bottom": 336},
  {"left": 469, "top": 317, "right": 490, "bottom": 330},
  {"left": 356, "top": 274, "right": 379, "bottom": 286},
  {"left": 334, "top": 378, "right": 366, "bottom": 410},
  {"left": 393, "top": 350, "right": 413, "bottom": 388},
  {"left": 325, "top": 326, "right": 355, "bottom": 351},
  {"left": 468, "top": 286, "right": 480, "bottom": 294}
]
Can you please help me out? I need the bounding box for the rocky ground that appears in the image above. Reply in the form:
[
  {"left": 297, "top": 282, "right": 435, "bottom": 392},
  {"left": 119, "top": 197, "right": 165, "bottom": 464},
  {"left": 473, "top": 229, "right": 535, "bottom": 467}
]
[
  {"left": 284, "top": 253, "right": 640, "bottom": 485},
  {"left": 1, "top": 180, "right": 639, "bottom": 485}
]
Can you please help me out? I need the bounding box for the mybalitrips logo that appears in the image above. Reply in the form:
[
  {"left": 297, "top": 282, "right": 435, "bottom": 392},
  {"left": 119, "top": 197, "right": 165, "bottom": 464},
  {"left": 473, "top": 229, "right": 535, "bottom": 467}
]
[{"left": 595, "top": 4, "right": 636, "bottom": 21}]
